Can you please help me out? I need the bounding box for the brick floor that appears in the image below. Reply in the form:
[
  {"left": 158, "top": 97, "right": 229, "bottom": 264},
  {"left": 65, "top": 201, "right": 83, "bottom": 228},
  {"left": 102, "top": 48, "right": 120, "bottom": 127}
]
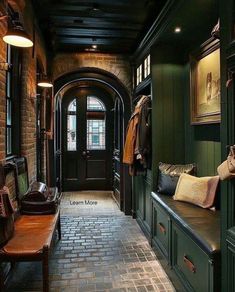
[{"left": 5, "top": 192, "right": 175, "bottom": 292}]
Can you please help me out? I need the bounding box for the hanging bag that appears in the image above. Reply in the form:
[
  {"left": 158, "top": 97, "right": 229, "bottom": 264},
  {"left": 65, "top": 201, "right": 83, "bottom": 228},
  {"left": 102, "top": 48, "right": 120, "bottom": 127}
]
[{"left": 217, "top": 145, "right": 235, "bottom": 180}]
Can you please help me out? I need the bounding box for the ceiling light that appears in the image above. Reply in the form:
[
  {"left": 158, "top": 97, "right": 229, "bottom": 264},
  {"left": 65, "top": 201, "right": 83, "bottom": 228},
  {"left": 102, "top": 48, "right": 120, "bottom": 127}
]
[
  {"left": 92, "top": 45, "right": 97, "bottom": 49},
  {"left": 37, "top": 76, "right": 53, "bottom": 88},
  {"left": 174, "top": 27, "right": 181, "bottom": 33},
  {"left": 92, "top": 3, "right": 101, "bottom": 11},
  {"left": 3, "top": 25, "right": 33, "bottom": 47}
]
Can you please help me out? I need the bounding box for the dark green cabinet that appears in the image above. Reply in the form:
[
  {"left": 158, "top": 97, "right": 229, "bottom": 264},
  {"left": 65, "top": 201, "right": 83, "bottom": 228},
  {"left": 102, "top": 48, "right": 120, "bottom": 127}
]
[
  {"left": 172, "top": 223, "right": 212, "bottom": 292},
  {"left": 135, "top": 176, "right": 144, "bottom": 221},
  {"left": 151, "top": 194, "right": 220, "bottom": 292},
  {"left": 134, "top": 171, "right": 152, "bottom": 239},
  {"left": 152, "top": 200, "right": 170, "bottom": 260}
]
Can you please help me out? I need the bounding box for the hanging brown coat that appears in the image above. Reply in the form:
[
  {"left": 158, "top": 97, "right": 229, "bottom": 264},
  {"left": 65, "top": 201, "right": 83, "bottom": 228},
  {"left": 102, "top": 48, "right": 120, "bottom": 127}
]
[
  {"left": 123, "top": 95, "right": 151, "bottom": 175},
  {"left": 123, "top": 106, "right": 141, "bottom": 165}
]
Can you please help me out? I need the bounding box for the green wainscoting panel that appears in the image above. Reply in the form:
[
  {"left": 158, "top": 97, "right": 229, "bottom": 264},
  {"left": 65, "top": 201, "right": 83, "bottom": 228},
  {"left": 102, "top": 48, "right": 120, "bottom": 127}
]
[
  {"left": 144, "top": 171, "right": 152, "bottom": 233},
  {"left": 134, "top": 170, "right": 152, "bottom": 239},
  {"left": 188, "top": 141, "right": 221, "bottom": 176},
  {"left": 220, "top": 1, "right": 235, "bottom": 290},
  {"left": 134, "top": 176, "right": 145, "bottom": 221},
  {"left": 151, "top": 46, "right": 185, "bottom": 189}
]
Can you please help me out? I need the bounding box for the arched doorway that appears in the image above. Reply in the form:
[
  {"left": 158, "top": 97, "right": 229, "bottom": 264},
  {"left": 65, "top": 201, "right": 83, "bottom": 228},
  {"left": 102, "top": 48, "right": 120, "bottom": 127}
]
[
  {"left": 61, "top": 85, "right": 114, "bottom": 191},
  {"left": 51, "top": 68, "right": 132, "bottom": 214}
]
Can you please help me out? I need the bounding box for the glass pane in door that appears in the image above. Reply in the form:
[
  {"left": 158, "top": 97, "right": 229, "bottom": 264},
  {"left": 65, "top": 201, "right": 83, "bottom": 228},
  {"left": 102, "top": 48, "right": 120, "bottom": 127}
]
[
  {"left": 87, "top": 96, "right": 106, "bottom": 150},
  {"left": 67, "top": 99, "right": 77, "bottom": 151},
  {"left": 87, "top": 119, "right": 105, "bottom": 150}
]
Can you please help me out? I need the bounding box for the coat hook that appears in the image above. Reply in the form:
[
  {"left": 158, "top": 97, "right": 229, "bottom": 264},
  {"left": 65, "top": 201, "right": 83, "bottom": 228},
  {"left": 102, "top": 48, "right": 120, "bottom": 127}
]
[{"left": 226, "top": 71, "right": 234, "bottom": 88}]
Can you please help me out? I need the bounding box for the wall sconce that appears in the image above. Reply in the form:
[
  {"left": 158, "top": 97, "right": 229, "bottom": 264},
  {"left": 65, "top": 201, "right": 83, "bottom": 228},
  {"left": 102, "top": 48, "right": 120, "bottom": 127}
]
[
  {"left": 0, "top": 7, "right": 33, "bottom": 48},
  {"left": 37, "top": 75, "right": 53, "bottom": 88},
  {"left": 3, "top": 24, "right": 33, "bottom": 47}
]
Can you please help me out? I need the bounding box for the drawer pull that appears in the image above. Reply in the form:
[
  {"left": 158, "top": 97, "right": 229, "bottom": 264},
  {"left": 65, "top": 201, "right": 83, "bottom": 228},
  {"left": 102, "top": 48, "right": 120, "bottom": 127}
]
[
  {"left": 158, "top": 222, "right": 166, "bottom": 234},
  {"left": 183, "top": 255, "right": 196, "bottom": 273}
]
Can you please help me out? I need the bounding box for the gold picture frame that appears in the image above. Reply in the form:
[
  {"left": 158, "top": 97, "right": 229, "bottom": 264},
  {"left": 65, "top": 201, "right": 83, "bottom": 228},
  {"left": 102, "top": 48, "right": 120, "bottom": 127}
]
[{"left": 190, "top": 38, "right": 220, "bottom": 124}]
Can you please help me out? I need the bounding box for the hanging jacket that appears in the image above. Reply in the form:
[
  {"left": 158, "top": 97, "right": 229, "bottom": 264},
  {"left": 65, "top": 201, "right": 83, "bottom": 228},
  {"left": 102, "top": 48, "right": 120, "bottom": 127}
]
[
  {"left": 123, "top": 95, "right": 151, "bottom": 175},
  {"left": 122, "top": 105, "right": 141, "bottom": 165},
  {"left": 135, "top": 96, "right": 151, "bottom": 168}
]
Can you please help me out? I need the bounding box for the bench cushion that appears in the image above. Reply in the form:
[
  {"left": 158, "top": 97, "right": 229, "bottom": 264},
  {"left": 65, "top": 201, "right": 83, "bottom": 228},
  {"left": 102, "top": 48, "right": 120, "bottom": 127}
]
[
  {"left": 151, "top": 192, "right": 220, "bottom": 255},
  {"left": 0, "top": 212, "right": 59, "bottom": 256}
]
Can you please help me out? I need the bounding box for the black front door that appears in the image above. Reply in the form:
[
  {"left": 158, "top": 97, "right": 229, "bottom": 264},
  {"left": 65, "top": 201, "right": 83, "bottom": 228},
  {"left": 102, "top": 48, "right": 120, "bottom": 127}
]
[{"left": 62, "top": 87, "right": 114, "bottom": 191}]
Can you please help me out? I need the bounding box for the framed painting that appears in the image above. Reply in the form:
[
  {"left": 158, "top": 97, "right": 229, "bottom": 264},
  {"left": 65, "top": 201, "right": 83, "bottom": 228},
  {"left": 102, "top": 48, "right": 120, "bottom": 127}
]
[{"left": 190, "top": 38, "right": 220, "bottom": 124}]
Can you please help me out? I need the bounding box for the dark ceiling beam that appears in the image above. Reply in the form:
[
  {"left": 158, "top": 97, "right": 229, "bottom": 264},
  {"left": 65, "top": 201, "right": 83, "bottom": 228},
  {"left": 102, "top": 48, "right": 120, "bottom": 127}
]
[
  {"left": 55, "top": 28, "right": 138, "bottom": 38},
  {"left": 57, "top": 37, "right": 132, "bottom": 46},
  {"left": 56, "top": 48, "right": 132, "bottom": 54},
  {"left": 50, "top": 11, "right": 143, "bottom": 21},
  {"left": 59, "top": 0, "right": 139, "bottom": 5},
  {"left": 52, "top": 4, "right": 144, "bottom": 13},
  {"left": 51, "top": 15, "right": 143, "bottom": 26},
  {"left": 56, "top": 46, "right": 131, "bottom": 54},
  {"left": 54, "top": 22, "right": 142, "bottom": 30}
]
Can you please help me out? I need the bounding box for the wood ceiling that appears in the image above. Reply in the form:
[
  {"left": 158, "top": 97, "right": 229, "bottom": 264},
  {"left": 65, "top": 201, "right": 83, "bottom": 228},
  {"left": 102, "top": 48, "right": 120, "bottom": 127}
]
[{"left": 32, "top": 0, "right": 167, "bottom": 54}]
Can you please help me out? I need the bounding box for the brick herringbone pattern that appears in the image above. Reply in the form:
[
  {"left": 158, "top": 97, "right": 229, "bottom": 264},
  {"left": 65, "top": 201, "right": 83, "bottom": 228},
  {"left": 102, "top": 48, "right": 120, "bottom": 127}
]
[{"left": 6, "top": 192, "right": 175, "bottom": 292}]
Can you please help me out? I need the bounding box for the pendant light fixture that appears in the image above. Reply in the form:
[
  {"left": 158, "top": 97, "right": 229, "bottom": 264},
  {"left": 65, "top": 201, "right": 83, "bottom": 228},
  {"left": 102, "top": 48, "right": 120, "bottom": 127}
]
[
  {"left": 1, "top": 6, "right": 33, "bottom": 48},
  {"left": 37, "top": 75, "right": 53, "bottom": 88},
  {"left": 3, "top": 24, "right": 33, "bottom": 47}
]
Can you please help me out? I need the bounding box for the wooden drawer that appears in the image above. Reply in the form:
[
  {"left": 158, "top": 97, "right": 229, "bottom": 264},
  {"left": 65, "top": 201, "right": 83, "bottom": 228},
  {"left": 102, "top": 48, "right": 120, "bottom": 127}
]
[
  {"left": 152, "top": 201, "right": 170, "bottom": 259},
  {"left": 172, "top": 223, "right": 211, "bottom": 292}
]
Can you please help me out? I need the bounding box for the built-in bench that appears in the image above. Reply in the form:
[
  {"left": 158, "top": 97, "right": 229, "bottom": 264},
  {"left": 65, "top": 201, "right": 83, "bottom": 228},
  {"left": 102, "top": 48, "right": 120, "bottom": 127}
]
[
  {"left": 0, "top": 211, "right": 61, "bottom": 292},
  {"left": 151, "top": 191, "right": 220, "bottom": 292},
  {"left": 0, "top": 160, "right": 61, "bottom": 292}
]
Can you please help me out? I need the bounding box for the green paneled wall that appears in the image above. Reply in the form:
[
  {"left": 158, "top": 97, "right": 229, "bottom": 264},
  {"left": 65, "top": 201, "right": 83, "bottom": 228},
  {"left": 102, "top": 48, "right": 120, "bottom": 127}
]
[
  {"left": 183, "top": 64, "right": 221, "bottom": 176},
  {"left": 134, "top": 170, "right": 152, "bottom": 238},
  {"left": 151, "top": 47, "right": 185, "bottom": 189},
  {"left": 134, "top": 45, "right": 221, "bottom": 239}
]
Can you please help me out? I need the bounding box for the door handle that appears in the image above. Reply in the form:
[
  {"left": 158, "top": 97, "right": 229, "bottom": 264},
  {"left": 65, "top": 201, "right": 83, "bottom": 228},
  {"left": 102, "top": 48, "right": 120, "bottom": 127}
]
[
  {"left": 82, "top": 150, "right": 91, "bottom": 157},
  {"left": 56, "top": 150, "right": 61, "bottom": 156}
]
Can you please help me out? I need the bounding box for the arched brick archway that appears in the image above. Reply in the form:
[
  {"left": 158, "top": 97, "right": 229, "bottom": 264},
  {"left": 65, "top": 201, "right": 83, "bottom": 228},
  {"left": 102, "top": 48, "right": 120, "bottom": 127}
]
[
  {"left": 52, "top": 53, "right": 132, "bottom": 94},
  {"left": 54, "top": 67, "right": 131, "bottom": 106},
  {"left": 50, "top": 67, "right": 132, "bottom": 215}
]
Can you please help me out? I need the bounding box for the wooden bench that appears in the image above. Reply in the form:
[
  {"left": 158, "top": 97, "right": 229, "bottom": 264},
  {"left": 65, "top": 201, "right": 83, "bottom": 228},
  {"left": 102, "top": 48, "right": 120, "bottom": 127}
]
[{"left": 0, "top": 211, "right": 61, "bottom": 292}]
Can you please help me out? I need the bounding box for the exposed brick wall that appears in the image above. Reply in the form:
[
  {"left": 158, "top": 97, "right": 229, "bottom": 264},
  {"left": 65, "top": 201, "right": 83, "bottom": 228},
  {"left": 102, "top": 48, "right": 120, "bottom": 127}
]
[
  {"left": 0, "top": 0, "right": 47, "bottom": 183},
  {"left": 20, "top": 49, "right": 37, "bottom": 182},
  {"left": 52, "top": 53, "right": 132, "bottom": 94},
  {"left": 20, "top": 0, "right": 47, "bottom": 182}
]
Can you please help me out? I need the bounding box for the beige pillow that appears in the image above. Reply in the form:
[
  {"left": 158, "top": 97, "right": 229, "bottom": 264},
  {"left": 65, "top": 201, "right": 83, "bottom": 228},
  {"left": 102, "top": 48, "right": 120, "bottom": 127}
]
[{"left": 173, "top": 173, "right": 219, "bottom": 208}]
